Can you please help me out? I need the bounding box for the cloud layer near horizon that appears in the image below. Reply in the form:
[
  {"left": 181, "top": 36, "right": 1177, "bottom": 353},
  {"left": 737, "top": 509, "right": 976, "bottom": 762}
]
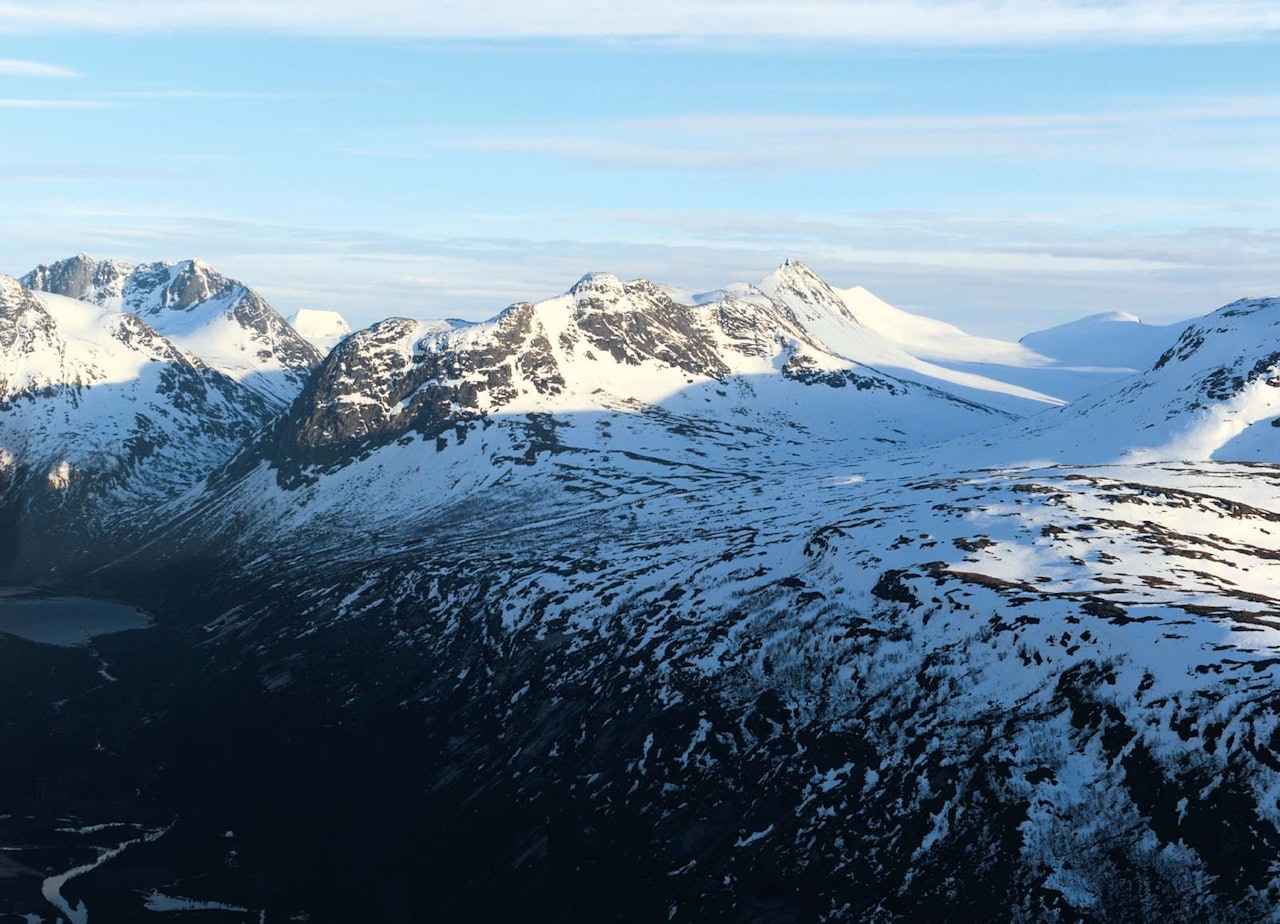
[{"left": 11, "top": 205, "right": 1277, "bottom": 338}]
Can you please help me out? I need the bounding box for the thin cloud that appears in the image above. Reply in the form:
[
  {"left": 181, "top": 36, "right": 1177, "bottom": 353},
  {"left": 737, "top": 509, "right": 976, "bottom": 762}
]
[
  {"left": 622, "top": 97, "right": 1280, "bottom": 133},
  {"left": 3, "top": 1, "right": 1280, "bottom": 45},
  {"left": 451, "top": 96, "right": 1280, "bottom": 171},
  {"left": 0, "top": 97, "right": 112, "bottom": 108},
  {"left": 99, "top": 89, "right": 352, "bottom": 100},
  {"left": 0, "top": 164, "right": 182, "bottom": 180},
  {"left": 8, "top": 206, "right": 1276, "bottom": 336},
  {"left": 335, "top": 146, "right": 431, "bottom": 160},
  {"left": 0, "top": 56, "right": 79, "bottom": 77}
]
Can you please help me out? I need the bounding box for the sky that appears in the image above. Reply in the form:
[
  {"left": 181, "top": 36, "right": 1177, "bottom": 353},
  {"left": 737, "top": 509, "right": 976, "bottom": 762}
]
[{"left": 2, "top": 1, "right": 1279, "bottom": 338}]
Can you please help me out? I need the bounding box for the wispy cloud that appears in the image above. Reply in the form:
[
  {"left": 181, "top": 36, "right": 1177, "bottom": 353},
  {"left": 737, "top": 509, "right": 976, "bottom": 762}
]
[
  {"left": 0, "top": 56, "right": 79, "bottom": 77},
  {"left": 3, "top": 1, "right": 1280, "bottom": 45},
  {"left": 334, "top": 146, "right": 431, "bottom": 160},
  {"left": 451, "top": 96, "right": 1280, "bottom": 171},
  {"left": 0, "top": 164, "right": 182, "bottom": 180},
  {"left": 98, "top": 89, "right": 352, "bottom": 100},
  {"left": 0, "top": 97, "right": 112, "bottom": 108}
]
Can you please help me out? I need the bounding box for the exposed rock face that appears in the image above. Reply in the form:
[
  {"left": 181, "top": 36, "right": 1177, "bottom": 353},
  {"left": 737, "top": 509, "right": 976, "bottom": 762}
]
[
  {"left": 278, "top": 317, "right": 466, "bottom": 456},
  {"left": 0, "top": 275, "right": 59, "bottom": 362},
  {"left": 569, "top": 274, "right": 732, "bottom": 377},
  {"left": 21, "top": 252, "right": 133, "bottom": 307},
  {"left": 125, "top": 258, "right": 228, "bottom": 314}
]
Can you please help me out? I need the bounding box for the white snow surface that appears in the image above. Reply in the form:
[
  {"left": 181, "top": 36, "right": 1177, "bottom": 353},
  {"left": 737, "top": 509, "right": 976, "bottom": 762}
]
[
  {"left": 834, "top": 283, "right": 1045, "bottom": 367},
  {"left": 288, "top": 308, "right": 352, "bottom": 354},
  {"left": 1020, "top": 310, "right": 1190, "bottom": 371}
]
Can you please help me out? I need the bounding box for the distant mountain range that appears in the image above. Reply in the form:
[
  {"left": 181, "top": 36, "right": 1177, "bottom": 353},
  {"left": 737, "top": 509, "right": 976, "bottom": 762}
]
[
  {"left": 4, "top": 252, "right": 1280, "bottom": 921},
  {"left": 0, "top": 252, "right": 1199, "bottom": 564}
]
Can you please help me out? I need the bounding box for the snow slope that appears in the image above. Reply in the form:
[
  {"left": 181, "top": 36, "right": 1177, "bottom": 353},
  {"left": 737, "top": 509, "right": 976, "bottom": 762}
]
[
  {"left": 130, "top": 393, "right": 1280, "bottom": 921},
  {"left": 757, "top": 260, "right": 1064, "bottom": 412},
  {"left": 830, "top": 288, "right": 1190, "bottom": 405},
  {"left": 1020, "top": 310, "right": 1191, "bottom": 370},
  {"left": 950, "top": 296, "right": 1280, "bottom": 467},
  {"left": 834, "top": 282, "right": 1041, "bottom": 366}
]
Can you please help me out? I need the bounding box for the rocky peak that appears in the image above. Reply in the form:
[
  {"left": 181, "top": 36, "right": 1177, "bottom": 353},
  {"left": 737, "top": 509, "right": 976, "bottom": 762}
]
[
  {"left": 123, "top": 259, "right": 239, "bottom": 316},
  {"left": 758, "top": 259, "right": 863, "bottom": 329},
  {"left": 21, "top": 253, "right": 134, "bottom": 307},
  {"left": 51, "top": 257, "right": 327, "bottom": 403},
  {"left": 0, "top": 273, "right": 30, "bottom": 304},
  {"left": 325, "top": 316, "right": 429, "bottom": 371},
  {"left": 568, "top": 272, "right": 627, "bottom": 301},
  {"left": 563, "top": 276, "right": 731, "bottom": 377},
  {"left": 769, "top": 258, "right": 828, "bottom": 291}
]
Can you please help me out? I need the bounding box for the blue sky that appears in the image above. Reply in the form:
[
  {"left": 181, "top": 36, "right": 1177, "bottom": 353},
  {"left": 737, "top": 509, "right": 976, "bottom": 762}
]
[{"left": 2, "top": 2, "right": 1279, "bottom": 337}]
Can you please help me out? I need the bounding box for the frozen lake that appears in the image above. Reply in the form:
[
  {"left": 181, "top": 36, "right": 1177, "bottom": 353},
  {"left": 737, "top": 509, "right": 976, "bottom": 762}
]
[{"left": 0, "top": 589, "right": 152, "bottom": 646}]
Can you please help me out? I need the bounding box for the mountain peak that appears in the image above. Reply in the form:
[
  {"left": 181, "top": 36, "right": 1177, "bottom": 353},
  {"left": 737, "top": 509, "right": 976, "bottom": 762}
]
[
  {"left": 758, "top": 259, "right": 863, "bottom": 331},
  {"left": 761, "top": 258, "right": 838, "bottom": 295},
  {"left": 124, "top": 258, "right": 236, "bottom": 315},
  {"left": 568, "top": 272, "right": 627, "bottom": 299},
  {"left": 775, "top": 257, "right": 824, "bottom": 282},
  {"left": 288, "top": 309, "right": 353, "bottom": 353},
  {"left": 21, "top": 253, "right": 135, "bottom": 307},
  {"left": 0, "top": 273, "right": 26, "bottom": 297},
  {"left": 21, "top": 253, "right": 322, "bottom": 407}
]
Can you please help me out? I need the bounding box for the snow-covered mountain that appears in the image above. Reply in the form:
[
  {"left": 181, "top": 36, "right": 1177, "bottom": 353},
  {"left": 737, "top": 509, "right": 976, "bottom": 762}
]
[
  {"left": 23, "top": 253, "right": 322, "bottom": 406},
  {"left": 836, "top": 282, "right": 1041, "bottom": 365},
  {"left": 9, "top": 253, "right": 1280, "bottom": 921},
  {"left": 287, "top": 308, "right": 351, "bottom": 354},
  {"left": 1019, "top": 310, "right": 1191, "bottom": 370},
  {"left": 837, "top": 292, "right": 1187, "bottom": 404},
  {"left": 169, "top": 263, "right": 1057, "bottom": 559},
  {"left": 0, "top": 274, "right": 276, "bottom": 567},
  {"left": 102, "top": 278, "right": 1280, "bottom": 920},
  {"left": 951, "top": 296, "right": 1280, "bottom": 466},
  {"left": 0, "top": 253, "right": 328, "bottom": 569},
  {"left": 20, "top": 251, "right": 133, "bottom": 307}
]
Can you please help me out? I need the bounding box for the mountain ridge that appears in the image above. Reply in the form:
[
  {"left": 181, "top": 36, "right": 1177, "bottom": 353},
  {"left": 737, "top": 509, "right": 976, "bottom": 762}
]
[{"left": 23, "top": 253, "right": 323, "bottom": 406}]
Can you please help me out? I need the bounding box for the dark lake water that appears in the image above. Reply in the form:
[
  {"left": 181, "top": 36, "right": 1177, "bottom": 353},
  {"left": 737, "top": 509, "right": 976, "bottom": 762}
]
[{"left": 0, "top": 589, "right": 152, "bottom": 646}]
